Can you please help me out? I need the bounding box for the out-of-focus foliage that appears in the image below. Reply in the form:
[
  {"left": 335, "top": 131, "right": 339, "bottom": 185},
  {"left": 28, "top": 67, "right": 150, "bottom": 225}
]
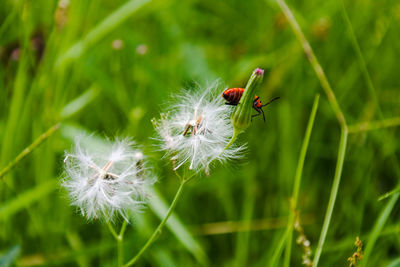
[{"left": 0, "top": 0, "right": 399, "bottom": 266}]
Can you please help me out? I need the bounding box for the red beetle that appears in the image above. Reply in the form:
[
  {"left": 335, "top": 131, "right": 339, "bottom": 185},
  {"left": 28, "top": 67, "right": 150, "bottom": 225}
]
[{"left": 222, "top": 88, "right": 279, "bottom": 122}]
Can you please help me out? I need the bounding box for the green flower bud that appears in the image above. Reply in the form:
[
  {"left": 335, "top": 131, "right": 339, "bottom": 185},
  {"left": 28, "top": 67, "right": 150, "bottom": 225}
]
[{"left": 231, "top": 68, "right": 264, "bottom": 134}]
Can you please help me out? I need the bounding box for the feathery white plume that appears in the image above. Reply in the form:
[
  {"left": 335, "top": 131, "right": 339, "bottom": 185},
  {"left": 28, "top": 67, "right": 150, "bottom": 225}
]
[
  {"left": 153, "top": 82, "right": 245, "bottom": 174},
  {"left": 62, "top": 137, "right": 154, "bottom": 221}
]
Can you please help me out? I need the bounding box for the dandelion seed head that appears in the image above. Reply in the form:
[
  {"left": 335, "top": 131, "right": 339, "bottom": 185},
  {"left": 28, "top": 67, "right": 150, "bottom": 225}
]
[
  {"left": 62, "top": 137, "right": 154, "bottom": 222},
  {"left": 154, "top": 81, "right": 245, "bottom": 173}
]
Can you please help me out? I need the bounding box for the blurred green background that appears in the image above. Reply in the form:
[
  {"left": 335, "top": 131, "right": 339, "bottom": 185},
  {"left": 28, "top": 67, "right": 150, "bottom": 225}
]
[{"left": 1, "top": 0, "right": 400, "bottom": 266}]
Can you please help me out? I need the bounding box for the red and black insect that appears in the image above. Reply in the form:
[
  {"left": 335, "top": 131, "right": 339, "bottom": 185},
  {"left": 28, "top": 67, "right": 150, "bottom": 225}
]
[{"left": 222, "top": 88, "right": 280, "bottom": 122}]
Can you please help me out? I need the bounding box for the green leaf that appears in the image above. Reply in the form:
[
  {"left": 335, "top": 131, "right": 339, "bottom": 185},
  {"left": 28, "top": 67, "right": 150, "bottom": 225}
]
[
  {"left": 0, "top": 180, "right": 58, "bottom": 220},
  {"left": 60, "top": 85, "right": 99, "bottom": 119}
]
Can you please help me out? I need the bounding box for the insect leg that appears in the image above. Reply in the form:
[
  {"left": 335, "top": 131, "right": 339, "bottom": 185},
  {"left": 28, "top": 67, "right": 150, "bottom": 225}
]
[
  {"left": 261, "top": 108, "right": 266, "bottom": 122},
  {"left": 251, "top": 107, "right": 262, "bottom": 122},
  {"left": 262, "top": 96, "right": 280, "bottom": 107}
]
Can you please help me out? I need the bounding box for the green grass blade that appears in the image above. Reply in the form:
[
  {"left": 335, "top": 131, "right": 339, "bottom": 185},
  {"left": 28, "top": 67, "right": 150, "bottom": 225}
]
[
  {"left": 348, "top": 117, "right": 400, "bottom": 134},
  {"left": 284, "top": 94, "right": 319, "bottom": 266},
  {"left": 313, "top": 128, "right": 348, "bottom": 266},
  {"left": 275, "top": 0, "right": 346, "bottom": 127},
  {"left": 0, "top": 180, "right": 58, "bottom": 220},
  {"left": 270, "top": 229, "right": 289, "bottom": 267},
  {"left": 362, "top": 193, "right": 400, "bottom": 266},
  {"left": 0, "top": 124, "right": 60, "bottom": 180},
  {"left": 60, "top": 85, "right": 99, "bottom": 119},
  {"left": 56, "top": 0, "right": 153, "bottom": 68},
  {"left": 234, "top": 181, "right": 256, "bottom": 267},
  {"left": 66, "top": 232, "right": 90, "bottom": 267},
  {"left": 340, "top": 0, "right": 381, "bottom": 116}
]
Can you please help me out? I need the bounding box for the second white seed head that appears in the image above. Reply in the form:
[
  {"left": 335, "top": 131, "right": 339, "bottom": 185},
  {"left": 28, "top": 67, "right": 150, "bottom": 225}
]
[{"left": 153, "top": 82, "right": 245, "bottom": 174}]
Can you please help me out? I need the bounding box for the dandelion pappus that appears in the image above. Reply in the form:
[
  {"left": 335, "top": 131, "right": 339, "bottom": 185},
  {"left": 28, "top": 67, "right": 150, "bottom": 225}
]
[{"left": 222, "top": 88, "right": 280, "bottom": 122}]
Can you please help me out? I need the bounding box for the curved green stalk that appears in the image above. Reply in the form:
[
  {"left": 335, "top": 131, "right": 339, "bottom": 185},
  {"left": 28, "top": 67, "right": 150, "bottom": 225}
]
[
  {"left": 312, "top": 128, "right": 348, "bottom": 266},
  {"left": 224, "top": 129, "right": 241, "bottom": 152},
  {"left": 0, "top": 123, "right": 60, "bottom": 180},
  {"left": 107, "top": 220, "right": 119, "bottom": 240},
  {"left": 284, "top": 94, "right": 319, "bottom": 267},
  {"left": 124, "top": 179, "right": 189, "bottom": 266}
]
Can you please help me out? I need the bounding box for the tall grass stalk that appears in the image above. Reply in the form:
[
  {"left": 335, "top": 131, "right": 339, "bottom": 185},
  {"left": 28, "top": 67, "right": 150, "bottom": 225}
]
[
  {"left": 341, "top": 4, "right": 400, "bottom": 257},
  {"left": 284, "top": 94, "right": 319, "bottom": 266},
  {"left": 340, "top": 0, "right": 381, "bottom": 116},
  {"left": 270, "top": 229, "right": 289, "bottom": 267},
  {"left": 348, "top": 117, "right": 400, "bottom": 133},
  {"left": 275, "top": 1, "right": 350, "bottom": 265},
  {"left": 0, "top": 123, "right": 60, "bottom": 180},
  {"left": 312, "top": 128, "right": 348, "bottom": 266},
  {"left": 362, "top": 193, "right": 400, "bottom": 266},
  {"left": 276, "top": 0, "right": 346, "bottom": 128},
  {"left": 277, "top": 0, "right": 354, "bottom": 267}
]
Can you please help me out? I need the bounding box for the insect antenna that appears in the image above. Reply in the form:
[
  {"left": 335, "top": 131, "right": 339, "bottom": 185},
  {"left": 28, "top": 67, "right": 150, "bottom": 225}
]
[
  {"left": 262, "top": 96, "right": 280, "bottom": 107},
  {"left": 261, "top": 108, "right": 266, "bottom": 122}
]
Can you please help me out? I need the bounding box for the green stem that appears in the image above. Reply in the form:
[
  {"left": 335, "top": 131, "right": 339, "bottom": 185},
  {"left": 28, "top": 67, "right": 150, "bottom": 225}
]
[
  {"left": 275, "top": 2, "right": 351, "bottom": 265},
  {"left": 0, "top": 123, "right": 60, "bottom": 180},
  {"left": 124, "top": 179, "right": 188, "bottom": 266},
  {"left": 270, "top": 228, "right": 290, "bottom": 267},
  {"left": 107, "top": 220, "right": 119, "bottom": 240},
  {"left": 224, "top": 130, "right": 241, "bottom": 152},
  {"left": 348, "top": 117, "right": 400, "bottom": 134},
  {"left": 284, "top": 94, "right": 319, "bottom": 267},
  {"left": 312, "top": 127, "right": 348, "bottom": 267},
  {"left": 276, "top": 0, "right": 346, "bottom": 128},
  {"left": 107, "top": 220, "right": 128, "bottom": 267},
  {"left": 362, "top": 193, "right": 400, "bottom": 266},
  {"left": 118, "top": 238, "right": 123, "bottom": 267},
  {"left": 118, "top": 221, "right": 128, "bottom": 267},
  {"left": 120, "top": 220, "right": 128, "bottom": 237}
]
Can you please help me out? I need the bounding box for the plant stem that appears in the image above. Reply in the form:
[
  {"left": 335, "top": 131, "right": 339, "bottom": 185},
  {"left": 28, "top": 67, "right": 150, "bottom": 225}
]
[
  {"left": 312, "top": 127, "right": 348, "bottom": 267},
  {"left": 362, "top": 193, "right": 399, "bottom": 266},
  {"left": 348, "top": 117, "right": 400, "bottom": 133},
  {"left": 275, "top": 1, "right": 351, "bottom": 265},
  {"left": 270, "top": 229, "right": 289, "bottom": 267},
  {"left": 107, "top": 220, "right": 119, "bottom": 240},
  {"left": 0, "top": 123, "right": 60, "bottom": 180},
  {"left": 276, "top": 0, "right": 346, "bottom": 128},
  {"left": 284, "top": 94, "right": 319, "bottom": 267},
  {"left": 120, "top": 220, "right": 128, "bottom": 237},
  {"left": 118, "top": 221, "right": 128, "bottom": 267},
  {"left": 107, "top": 220, "right": 128, "bottom": 267},
  {"left": 124, "top": 179, "right": 188, "bottom": 266},
  {"left": 224, "top": 130, "right": 240, "bottom": 151},
  {"left": 117, "top": 237, "right": 123, "bottom": 267}
]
